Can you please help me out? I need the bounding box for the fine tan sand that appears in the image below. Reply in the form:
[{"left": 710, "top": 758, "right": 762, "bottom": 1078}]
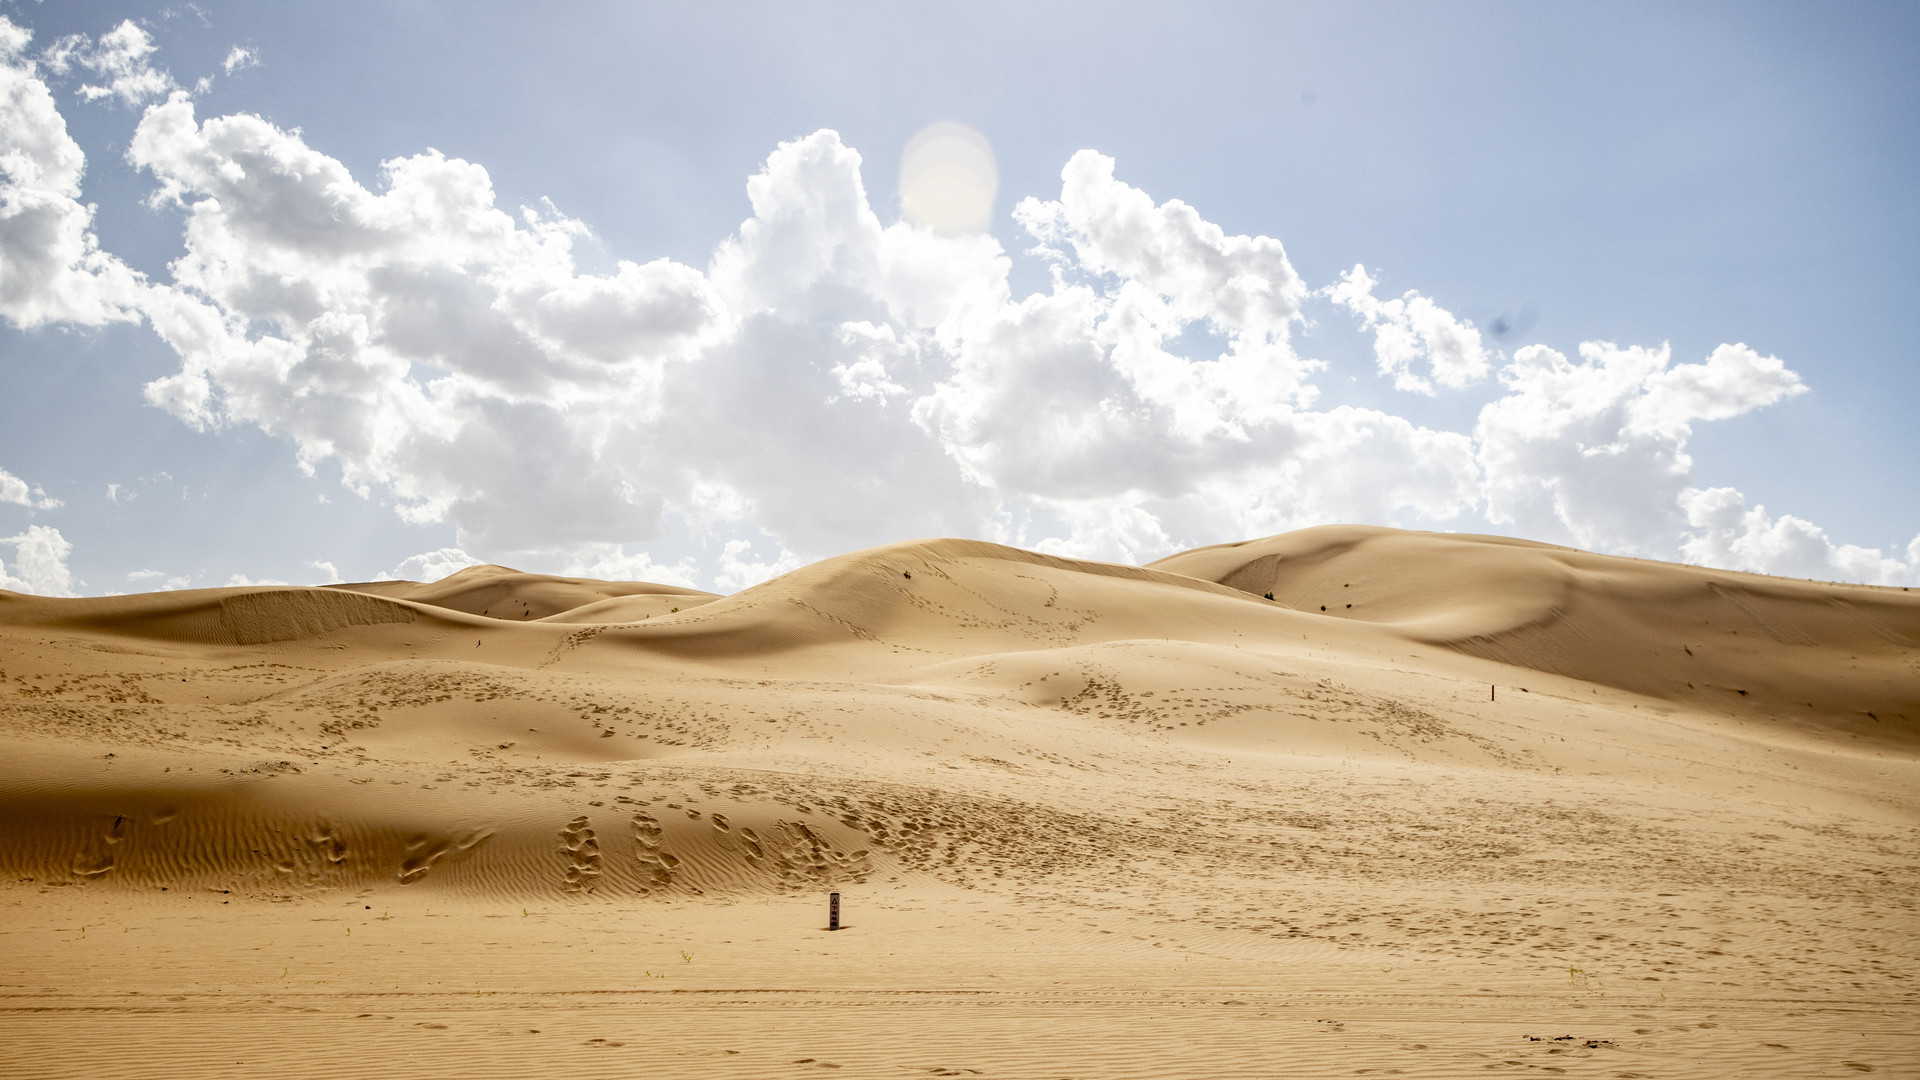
[{"left": 1, "top": 525, "right": 1915, "bottom": 1078}]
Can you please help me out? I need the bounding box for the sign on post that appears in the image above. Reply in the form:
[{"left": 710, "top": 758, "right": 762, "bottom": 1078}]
[{"left": 829, "top": 891, "right": 840, "bottom": 931}]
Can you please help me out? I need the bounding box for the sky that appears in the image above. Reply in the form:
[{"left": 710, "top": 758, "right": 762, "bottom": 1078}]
[{"left": 1, "top": 0, "right": 1916, "bottom": 596}]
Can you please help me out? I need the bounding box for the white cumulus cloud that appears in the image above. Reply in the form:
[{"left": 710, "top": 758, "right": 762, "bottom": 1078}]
[
  {"left": 0, "top": 524, "right": 76, "bottom": 595},
  {"left": 42, "top": 19, "right": 176, "bottom": 107},
  {"left": 713, "top": 538, "right": 804, "bottom": 592},
  {"left": 127, "top": 568, "right": 191, "bottom": 590},
  {"left": 0, "top": 464, "right": 59, "bottom": 508},
  {"left": 1475, "top": 341, "right": 1805, "bottom": 556},
  {"left": 383, "top": 547, "right": 483, "bottom": 583},
  {"left": 0, "top": 17, "right": 146, "bottom": 328},
  {"left": 914, "top": 152, "right": 1477, "bottom": 555},
  {"left": 1329, "top": 263, "right": 1491, "bottom": 394},
  {"left": 558, "top": 546, "right": 701, "bottom": 588},
  {"left": 220, "top": 46, "right": 258, "bottom": 76},
  {"left": 106, "top": 99, "right": 1860, "bottom": 582},
  {"left": 1680, "top": 487, "right": 1917, "bottom": 586},
  {"left": 3, "top": 37, "right": 1903, "bottom": 590}
]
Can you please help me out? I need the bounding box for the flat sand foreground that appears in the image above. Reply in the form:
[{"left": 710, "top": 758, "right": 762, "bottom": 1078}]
[{"left": 1, "top": 526, "right": 1915, "bottom": 1078}]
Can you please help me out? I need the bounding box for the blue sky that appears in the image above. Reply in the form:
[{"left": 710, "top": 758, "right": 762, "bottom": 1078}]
[{"left": 1, "top": 1, "right": 1915, "bottom": 594}]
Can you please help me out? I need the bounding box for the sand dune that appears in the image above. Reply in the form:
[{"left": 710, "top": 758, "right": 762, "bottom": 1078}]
[
  {"left": 331, "top": 563, "right": 720, "bottom": 621},
  {"left": 1153, "top": 524, "right": 1920, "bottom": 746},
  {"left": 1, "top": 527, "right": 1915, "bottom": 1078}
]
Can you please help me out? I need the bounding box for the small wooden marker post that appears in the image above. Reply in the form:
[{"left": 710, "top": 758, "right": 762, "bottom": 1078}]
[{"left": 828, "top": 892, "right": 841, "bottom": 931}]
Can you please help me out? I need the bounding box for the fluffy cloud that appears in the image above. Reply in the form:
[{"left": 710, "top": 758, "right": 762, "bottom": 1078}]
[
  {"left": 921, "top": 150, "right": 1311, "bottom": 483},
  {"left": 559, "top": 546, "right": 701, "bottom": 588},
  {"left": 0, "top": 18, "right": 145, "bottom": 328},
  {"left": 0, "top": 464, "right": 59, "bottom": 509},
  {"left": 913, "top": 152, "right": 1480, "bottom": 551},
  {"left": 376, "top": 543, "right": 703, "bottom": 587},
  {"left": 126, "top": 568, "right": 191, "bottom": 590},
  {"left": 383, "top": 547, "right": 483, "bottom": 583},
  {"left": 5, "top": 33, "right": 1905, "bottom": 590},
  {"left": 220, "top": 46, "right": 259, "bottom": 77},
  {"left": 1329, "top": 264, "right": 1491, "bottom": 393},
  {"left": 42, "top": 19, "right": 175, "bottom": 107},
  {"left": 1680, "top": 487, "right": 1917, "bottom": 586},
  {"left": 106, "top": 96, "right": 1879, "bottom": 583},
  {"left": 124, "top": 101, "right": 1459, "bottom": 578},
  {"left": 1475, "top": 341, "right": 1804, "bottom": 556},
  {"left": 0, "top": 524, "right": 75, "bottom": 596},
  {"left": 128, "top": 90, "right": 706, "bottom": 554},
  {"left": 713, "top": 539, "right": 803, "bottom": 592}
]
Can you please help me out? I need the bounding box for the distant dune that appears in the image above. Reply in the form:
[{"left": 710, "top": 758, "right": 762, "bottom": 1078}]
[
  {"left": 329, "top": 563, "right": 721, "bottom": 622},
  {"left": 1152, "top": 524, "right": 1919, "bottom": 745},
  {"left": 1, "top": 527, "right": 1914, "bottom": 1078}
]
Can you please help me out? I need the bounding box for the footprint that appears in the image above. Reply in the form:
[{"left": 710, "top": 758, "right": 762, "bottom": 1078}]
[
  {"left": 753, "top": 821, "right": 873, "bottom": 888},
  {"left": 560, "top": 816, "right": 602, "bottom": 893},
  {"left": 71, "top": 849, "right": 114, "bottom": 878},
  {"left": 398, "top": 833, "right": 454, "bottom": 885},
  {"left": 72, "top": 816, "right": 130, "bottom": 879},
  {"left": 631, "top": 813, "right": 676, "bottom": 892},
  {"left": 308, "top": 825, "right": 349, "bottom": 865},
  {"left": 632, "top": 813, "right": 663, "bottom": 845}
]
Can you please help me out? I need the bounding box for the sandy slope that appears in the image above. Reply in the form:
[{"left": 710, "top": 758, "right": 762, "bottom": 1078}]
[{"left": 1, "top": 527, "right": 1915, "bottom": 1078}]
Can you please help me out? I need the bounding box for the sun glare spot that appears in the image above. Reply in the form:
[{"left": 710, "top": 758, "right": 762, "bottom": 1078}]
[{"left": 898, "top": 121, "right": 998, "bottom": 235}]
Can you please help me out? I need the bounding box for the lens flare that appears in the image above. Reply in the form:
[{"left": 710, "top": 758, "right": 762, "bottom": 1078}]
[{"left": 898, "top": 121, "right": 998, "bottom": 235}]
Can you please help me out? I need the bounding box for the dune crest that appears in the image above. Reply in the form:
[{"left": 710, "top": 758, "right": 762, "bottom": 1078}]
[{"left": 331, "top": 563, "right": 720, "bottom": 621}]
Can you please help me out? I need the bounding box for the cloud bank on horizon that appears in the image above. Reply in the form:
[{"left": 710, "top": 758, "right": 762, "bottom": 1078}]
[{"left": 3, "top": 17, "right": 1917, "bottom": 596}]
